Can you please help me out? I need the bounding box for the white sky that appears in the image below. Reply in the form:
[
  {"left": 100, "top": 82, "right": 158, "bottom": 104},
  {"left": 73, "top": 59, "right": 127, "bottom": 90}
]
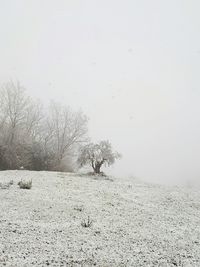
[{"left": 0, "top": 0, "right": 200, "bottom": 184}]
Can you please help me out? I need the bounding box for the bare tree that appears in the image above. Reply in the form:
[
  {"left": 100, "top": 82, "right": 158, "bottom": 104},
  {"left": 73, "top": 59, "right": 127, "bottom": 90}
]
[
  {"left": 0, "top": 81, "right": 89, "bottom": 172},
  {"left": 42, "top": 101, "right": 88, "bottom": 171},
  {"left": 0, "top": 81, "right": 42, "bottom": 169},
  {"left": 77, "top": 140, "right": 121, "bottom": 174}
]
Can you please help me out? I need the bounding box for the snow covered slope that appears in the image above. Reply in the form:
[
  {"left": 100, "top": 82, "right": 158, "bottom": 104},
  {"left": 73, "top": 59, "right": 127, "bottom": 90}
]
[{"left": 0, "top": 170, "right": 200, "bottom": 266}]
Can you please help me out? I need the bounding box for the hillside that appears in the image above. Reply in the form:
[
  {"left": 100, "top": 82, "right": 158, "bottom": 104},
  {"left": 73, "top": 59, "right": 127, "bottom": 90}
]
[{"left": 0, "top": 171, "right": 200, "bottom": 266}]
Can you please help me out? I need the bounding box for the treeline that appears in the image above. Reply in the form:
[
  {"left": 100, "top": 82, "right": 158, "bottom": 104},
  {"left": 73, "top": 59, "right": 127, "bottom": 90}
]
[{"left": 0, "top": 81, "right": 88, "bottom": 171}]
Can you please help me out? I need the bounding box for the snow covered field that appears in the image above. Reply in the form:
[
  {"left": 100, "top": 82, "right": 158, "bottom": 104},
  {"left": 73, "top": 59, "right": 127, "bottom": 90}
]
[{"left": 0, "top": 170, "right": 200, "bottom": 266}]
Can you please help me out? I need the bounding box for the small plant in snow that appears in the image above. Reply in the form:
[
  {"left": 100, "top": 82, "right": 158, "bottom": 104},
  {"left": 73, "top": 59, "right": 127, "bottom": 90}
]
[
  {"left": 0, "top": 182, "right": 11, "bottom": 189},
  {"left": 0, "top": 180, "right": 14, "bottom": 189},
  {"left": 74, "top": 205, "right": 84, "bottom": 212},
  {"left": 169, "top": 256, "right": 184, "bottom": 266},
  {"left": 9, "top": 180, "right": 14, "bottom": 185},
  {"left": 81, "top": 216, "right": 93, "bottom": 228},
  {"left": 18, "top": 180, "right": 32, "bottom": 189}
]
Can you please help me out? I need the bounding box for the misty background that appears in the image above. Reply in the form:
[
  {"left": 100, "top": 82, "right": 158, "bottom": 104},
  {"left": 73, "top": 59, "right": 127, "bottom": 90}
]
[{"left": 0, "top": 0, "right": 200, "bottom": 184}]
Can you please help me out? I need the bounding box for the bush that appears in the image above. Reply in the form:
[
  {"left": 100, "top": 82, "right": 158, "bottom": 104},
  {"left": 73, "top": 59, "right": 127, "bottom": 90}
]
[{"left": 18, "top": 180, "right": 32, "bottom": 189}]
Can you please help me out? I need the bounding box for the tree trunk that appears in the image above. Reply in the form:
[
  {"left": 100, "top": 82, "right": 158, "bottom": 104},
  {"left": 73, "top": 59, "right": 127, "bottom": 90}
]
[{"left": 94, "top": 162, "right": 102, "bottom": 174}]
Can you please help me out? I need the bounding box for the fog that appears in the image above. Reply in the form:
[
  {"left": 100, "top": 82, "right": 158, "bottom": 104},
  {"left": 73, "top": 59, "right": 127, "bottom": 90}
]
[{"left": 0, "top": 0, "right": 200, "bottom": 184}]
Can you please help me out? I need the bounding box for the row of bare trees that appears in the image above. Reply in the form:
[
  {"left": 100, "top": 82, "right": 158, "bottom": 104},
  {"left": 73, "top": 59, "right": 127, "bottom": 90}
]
[{"left": 0, "top": 81, "right": 88, "bottom": 171}]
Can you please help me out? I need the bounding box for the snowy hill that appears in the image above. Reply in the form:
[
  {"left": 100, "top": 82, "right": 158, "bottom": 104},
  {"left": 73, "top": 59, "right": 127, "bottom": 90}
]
[{"left": 0, "top": 170, "right": 200, "bottom": 266}]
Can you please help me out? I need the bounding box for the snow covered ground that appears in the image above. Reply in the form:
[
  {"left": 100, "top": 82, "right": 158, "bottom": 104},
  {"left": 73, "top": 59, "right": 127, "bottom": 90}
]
[{"left": 0, "top": 170, "right": 200, "bottom": 266}]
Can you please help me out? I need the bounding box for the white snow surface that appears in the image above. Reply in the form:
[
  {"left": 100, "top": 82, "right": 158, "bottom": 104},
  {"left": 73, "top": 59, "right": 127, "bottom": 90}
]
[{"left": 0, "top": 170, "right": 200, "bottom": 267}]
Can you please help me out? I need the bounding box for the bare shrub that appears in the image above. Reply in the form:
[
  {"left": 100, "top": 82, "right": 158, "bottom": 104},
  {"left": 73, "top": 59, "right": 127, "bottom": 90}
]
[
  {"left": 81, "top": 216, "right": 93, "bottom": 228},
  {"left": 18, "top": 180, "right": 32, "bottom": 189}
]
